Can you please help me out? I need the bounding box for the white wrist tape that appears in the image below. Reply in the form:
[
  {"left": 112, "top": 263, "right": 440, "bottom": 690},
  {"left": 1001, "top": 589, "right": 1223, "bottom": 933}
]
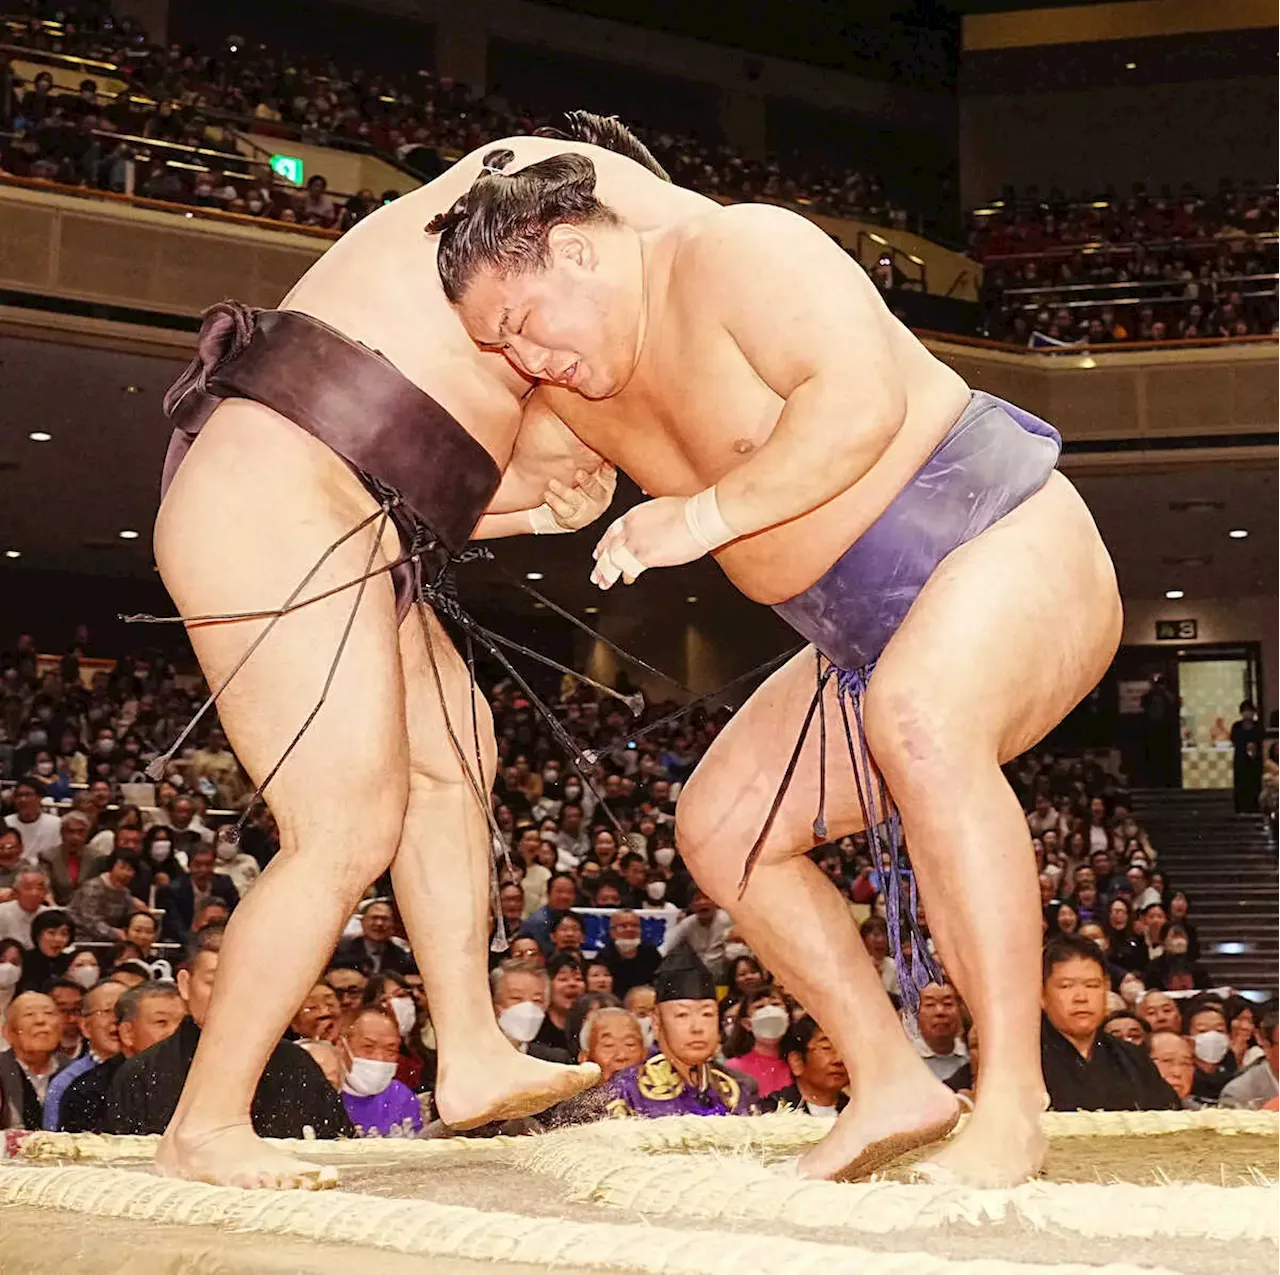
[
  {"left": 684, "top": 486, "right": 736, "bottom": 552},
  {"left": 529, "top": 503, "right": 571, "bottom": 535},
  {"left": 593, "top": 542, "right": 648, "bottom": 588}
]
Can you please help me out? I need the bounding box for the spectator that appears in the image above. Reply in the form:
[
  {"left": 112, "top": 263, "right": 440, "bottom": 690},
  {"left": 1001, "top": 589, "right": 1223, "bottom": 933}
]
[
  {"left": 104, "top": 925, "right": 350, "bottom": 1138},
  {"left": 17, "top": 909, "right": 73, "bottom": 995},
  {"left": 124, "top": 911, "right": 160, "bottom": 963},
  {"left": 0, "top": 828, "right": 25, "bottom": 892},
  {"left": 0, "top": 992, "right": 63, "bottom": 1128},
  {"left": 720, "top": 952, "right": 767, "bottom": 1013},
  {"left": 1102, "top": 1010, "right": 1148, "bottom": 1048},
  {"left": 1103, "top": 897, "right": 1146, "bottom": 971},
  {"left": 598, "top": 908, "right": 661, "bottom": 998},
  {"left": 1229, "top": 700, "right": 1264, "bottom": 814},
  {"left": 325, "top": 965, "right": 368, "bottom": 1025},
  {"left": 5, "top": 777, "right": 62, "bottom": 864},
  {"left": 623, "top": 984, "right": 657, "bottom": 1051},
  {"left": 606, "top": 949, "right": 757, "bottom": 1117},
  {"left": 1219, "top": 1012, "right": 1278, "bottom": 1110},
  {"left": 60, "top": 980, "right": 185, "bottom": 1133},
  {"left": 549, "top": 911, "right": 586, "bottom": 957},
  {"left": 298, "top": 174, "right": 337, "bottom": 228},
  {"left": 338, "top": 1006, "right": 422, "bottom": 1137},
  {"left": 519, "top": 872, "right": 578, "bottom": 956},
  {"left": 1167, "top": 892, "right": 1200, "bottom": 962},
  {"left": 494, "top": 882, "right": 526, "bottom": 951},
  {"left": 491, "top": 958, "right": 568, "bottom": 1063},
  {"left": 43, "top": 811, "right": 92, "bottom": 904},
  {"left": 661, "top": 888, "right": 732, "bottom": 974},
  {"left": 1147, "top": 1031, "right": 1201, "bottom": 1110},
  {"left": 155, "top": 844, "right": 238, "bottom": 945},
  {"left": 914, "top": 982, "right": 969, "bottom": 1082},
  {"left": 214, "top": 827, "right": 261, "bottom": 897},
  {"left": 578, "top": 1005, "right": 645, "bottom": 1082},
  {"left": 65, "top": 949, "right": 101, "bottom": 991},
  {"left": 68, "top": 850, "right": 143, "bottom": 942},
  {"left": 859, "top": 915, "right": 901, "bottom": 998},
  {"left": 291, "top": 982, "right": 340, "bottom": 1043},
  {"left": 188, "top": 728, "right": 248, "bottom": 809},
  {"left": 0, "top": 939, "right": 20, "bottom": 1039},
  {"left": 585, "top": 961, "right": 614, "bottom": 993},
  {"left": 42, "top": 977, "right": 124, "bottom": 1130},
  {"left": 1040, "top": 935, "right": 1179, "bottom": 1111},
  {"left": 724, "top": 984, "right": 792, "bottom": 1098},
  {"left": 536, "top": 952, "right": 586, "bottom": 1055},
  {"left": 1184, "top": 998, "right": 1237, "bottom": 1102},
  {"left": 0, "top": 866, "right": 50, "bottom": 947},
  {"left": 761, "top": 1014, "right": 850, "bottom": 1117},
  {"left": 336, "top": 899, "right": 413, "bottom": 975},
  {"left": 47, "top": 976, "right": 85, "bottom": 1061}
]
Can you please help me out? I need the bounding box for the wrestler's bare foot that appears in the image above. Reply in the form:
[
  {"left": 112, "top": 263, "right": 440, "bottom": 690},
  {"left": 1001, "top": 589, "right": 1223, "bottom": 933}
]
[
  {"left": 156, "top": 1122, "right": 337, "bottom": 1190},
  {"left": 797, "top": 1072, "right": 961, "bottom": 1182},
  {"left": 913, "top": 1092, "right": 1048, "bottom": 1188},
  {"left": 434, "top": 1046, "right": 601, "bottom": 1130}
]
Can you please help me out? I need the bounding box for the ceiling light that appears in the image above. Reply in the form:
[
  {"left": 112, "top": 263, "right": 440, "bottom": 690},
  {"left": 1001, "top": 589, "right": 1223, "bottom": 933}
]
[
  {"left": 584, "top": 606, "right": 600, "bottom": 615},
  {"left": 4, "top": 550, "right": 19, "bottom": 559},
  {"left": 118, "top": 529, "right": 140, "bottom": 540},
  {"left": 525, "top": 571, "right": 544, "bottom": 581},
  {"left": 1124, "top": 61, "right": 1136, "bottom": 70},
  {"left": 1228, "top": 529, "right": 1249, "bottom": 539},
  {"left": 686, "top": 596, "right": 698, "bottom": 603},
  {"left": 1164, "top": 589, "right": 1184, "bottom": 600},
  {"left": 124, "top": 385, "right": 141, "bottom": 394},
  {"left": 28, "top": 431, "right": 52, "bottom": 442}
]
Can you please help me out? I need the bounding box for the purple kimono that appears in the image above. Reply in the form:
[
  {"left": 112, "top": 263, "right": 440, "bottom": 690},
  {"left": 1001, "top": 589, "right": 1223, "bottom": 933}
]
[
  {"left": 341, "top": 1079, "right": 423, "bottom": 1137},
  {"left": 605, "top": 1053, "right": 756, "bottom": 1118}
]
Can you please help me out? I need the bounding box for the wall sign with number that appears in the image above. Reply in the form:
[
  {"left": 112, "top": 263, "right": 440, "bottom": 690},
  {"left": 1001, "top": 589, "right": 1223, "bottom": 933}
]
[{"left": 1155, "top": 619, "right": 1197, "bottom": 641}]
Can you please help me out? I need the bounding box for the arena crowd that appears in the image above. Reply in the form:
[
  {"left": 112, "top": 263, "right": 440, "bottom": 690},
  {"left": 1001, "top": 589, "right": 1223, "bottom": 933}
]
[{"left": 1, "top": 623, "right": 1275, "bottom": 1139}]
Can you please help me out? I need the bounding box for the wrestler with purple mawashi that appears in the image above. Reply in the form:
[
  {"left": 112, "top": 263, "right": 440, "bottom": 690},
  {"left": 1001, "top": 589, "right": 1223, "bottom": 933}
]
[{"left": 435, "top": 149, "right": 1122, "bottom": 1187}]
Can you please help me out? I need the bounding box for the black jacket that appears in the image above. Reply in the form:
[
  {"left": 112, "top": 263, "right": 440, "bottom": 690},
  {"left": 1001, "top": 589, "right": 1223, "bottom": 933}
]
[
  {"left": 334, "top": 934, "right": 416, "bottom": 977},
  {"left": 760, "top": 1082, "right": 849, "bottom": 1115},
  {"left": 0, "top": 1050, "right": 51, "bottom": 1130},
  {"left": 59, "top": 1054, "right": 124, "bottom": 1132},
  {"left": 1041, "top": 1015, "right": 1180, "bottom": 1112},
  {"left": 155, "top": 875, "right": 240, "bottom": 945},
  {"left": 104, "top": 1018, "right": 351, "bottom": 1138},
  {"left": 600, "top": 941, "right": 662, "bottom": 999}
]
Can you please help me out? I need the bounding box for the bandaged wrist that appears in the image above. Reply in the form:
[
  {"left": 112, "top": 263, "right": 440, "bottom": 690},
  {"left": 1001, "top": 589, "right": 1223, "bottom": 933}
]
[
  {"left": 529, "top": 503, "right": 572, "bottom": 535},
  {"left": 683, "top": 486, "right": 737, "bottom": 552}
]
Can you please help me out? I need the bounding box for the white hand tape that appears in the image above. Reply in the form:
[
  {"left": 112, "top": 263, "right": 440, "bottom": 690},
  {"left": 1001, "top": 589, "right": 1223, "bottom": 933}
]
[
  {"left": 529, "top": 503, "right": 571, "bottom": 535},
  {"left": 593, "top": 541, "right": 648, "bottom": 588},
  {"left": 612, "top": 544, "right": 647, "bottom": 581},
  {"left": 684, "top": 486, "right": 736, "bottom": 552}
]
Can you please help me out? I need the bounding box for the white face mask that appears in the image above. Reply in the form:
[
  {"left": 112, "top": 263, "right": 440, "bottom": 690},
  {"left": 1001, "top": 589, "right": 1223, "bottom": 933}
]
[
  {"left": 750, "top": 1004, "right": 790, "bottom": 1042},
  {"left": 389, "top": 996, "right": 416, "bottom": 1038},
  {"left": 613, "top": 936, "right": 641, "bottom": 956},
  {"left": 498, "top": 1000, "right": 545, "bottom": 1044},
  {"left": 215, "top": 838, "right": 237, "bottom": 861},
  {"left": 654, "top": 846, "right": 676, "bottom": 868},
  {"left": 151, "top": 841, "right": 172, "bottom": 862},
  {"left": 0, "top": 964, "right": 20, "bottom": 989},
  {"left": 35, "top": 761, "right": 55, "bottom": 776},
  {"left": 638, "top": 1017, "right": 655, "bottom": 1050},
  {"left": 1193, "top": 1030, "right": 1230, "bottom": 1065},
  {"left": 342, "top": 1055, "right": 397, "bottom": 1096},
  {"left": 69, "top": 964, "right": 99, "bottom": 989},
  {"left": 724, "top": 941, "right": 751, "bottom": 963},
  {"left": 646, "top": 881, "right": 667, "bottom": 901}
]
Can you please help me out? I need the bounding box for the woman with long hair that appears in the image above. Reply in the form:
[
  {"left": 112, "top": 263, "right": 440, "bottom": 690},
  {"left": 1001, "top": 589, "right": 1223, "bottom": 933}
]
[
  {"left": 1102, "top": 895, "right": 1145, "bottom": 971},
  {"left": 724, "top": 984, "right": 793, "bottom": 1098}
]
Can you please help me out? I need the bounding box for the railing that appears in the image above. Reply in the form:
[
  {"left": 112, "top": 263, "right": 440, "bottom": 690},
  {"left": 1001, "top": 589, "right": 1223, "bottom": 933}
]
[
  {"left": 976, "top": 232, "right": 1279, "bottom": 268},
  {"left": 916, "top": 327, "right": 1278, "bottom": 357}
]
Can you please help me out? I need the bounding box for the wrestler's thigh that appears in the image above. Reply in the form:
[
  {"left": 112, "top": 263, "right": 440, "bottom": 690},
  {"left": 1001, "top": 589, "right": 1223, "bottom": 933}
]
[
  {"left": 154, "top": 400, "right": 409, "bottom": 857},
  {"left": 865, "top": 472, "right": 1122, "bottom": 772},
  {"left": 676, "top": 646, "right": 869, "bottom": 884},
  {"left": 396, "top": 604, "right": 497, "bottom": 791}
]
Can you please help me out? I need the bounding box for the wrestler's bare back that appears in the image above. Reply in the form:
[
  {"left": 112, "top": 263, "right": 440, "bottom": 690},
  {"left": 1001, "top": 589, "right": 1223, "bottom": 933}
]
[
  {"left": 536, "top": 206, "right": 972, "bottom": 604},
  {"left": 271, "top": 137, "right": 714, "bottom": 506}
]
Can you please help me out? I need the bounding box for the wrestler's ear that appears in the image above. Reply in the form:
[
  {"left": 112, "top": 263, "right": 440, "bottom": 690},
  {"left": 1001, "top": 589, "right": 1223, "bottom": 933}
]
[{"left": 547, "top": 223, "right": 597, "bottom": 272}]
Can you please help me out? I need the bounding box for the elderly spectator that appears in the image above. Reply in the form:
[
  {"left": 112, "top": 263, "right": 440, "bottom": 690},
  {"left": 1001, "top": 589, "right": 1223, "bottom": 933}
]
[
  {"left": 104, "top": 925, "right": 350, "bottom": 1139},
  {"left": 43, "top": 977, "right": 124, "bottom": 1130},
  {"left": 43, "top": 811, "right": 93, "bottom": 904},
  {"left": 1148, "top": 1031, "right": 1201, "bottom": 1110},
  {"left": 914, "top": 982, "right": 968, "bottom": 1082},
  {"left": 4, "top": 777, "right": 62, "bottom": 864},
  {"left": 292, "top": 982, "right": 340, "bottom": 1043},
  {"left": 336, "top": 899, "right": 414, "bottom": 976},
  {"left": 1040, "top": 935, "right": 1179, "bottom": 1111},
  {"left": 157, "top": 795, "right": 215, "bottom": 856},
  {"left": 18, "top": 909, "right": 75, "bottom": 996},
  {"left": 491, "top": 958, "right": 568, "bottom": 1063},
  {"left": 494, "top": 882, "right": 526, "bottom": 952},
  {"left": 0, "top": 866, "right": 50, "bottom": 947},
  {"left": 155, "top": 844, "right": 238, "bottom": 945},
  {"left": 762, "top": 1014, "right": 850, "bottom": 1116},
  {"left": 661, "top": 888, "right": 733, "bottom": 974},
  {"left": 606, "top": 949, "right": 756, "bottom": 1117},
  {"left": 0, "top": 992, "right": 63, "bottom": 1127},
  {"left": 1102, "top": 1010, "right": 1149, "bottom": 1048},
  {"left": 519, "top": 872, "right": 578, "bottom": 956},
  {"left": 1219, "top": 1012, "right": 1278, "bottom": 1110},
  {"left": 725, "top": 984, "right": 792, "bottom": 1098},
  {"left": 68, "top": 851, "right": 144, "bottom": 942},
  {"left": 60, "top": 980, "right": 184, "bottom": 1133},
  {"left": 338, "top": 1006, "right": 422, "bottom": 1137},
  {"left": 0, "top": 828, "right": 25, "bottom": 893},
  {"left": 579, "top": 1006, "right": 645, "bottom": 1082},
  {"left": 600, "top": 908, "right": 662, "bottom": 997},
  {"left": 1137, "top": 990, "right": 1183, "bottom": 1035},
  {"left": 1184, "top": 998, "right": 1237, "bottom": 1102}
]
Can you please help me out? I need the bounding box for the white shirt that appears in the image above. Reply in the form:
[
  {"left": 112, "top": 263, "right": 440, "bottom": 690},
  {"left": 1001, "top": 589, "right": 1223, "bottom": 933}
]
[
  {"left": 660, "top": 909, "right": 733, "bottom": 968},
  {"left": 0, "top": 899, "right": 50, "bottom": 948},
  {"left": 5, "top": 812, "right": 62, "bottom": 865}
]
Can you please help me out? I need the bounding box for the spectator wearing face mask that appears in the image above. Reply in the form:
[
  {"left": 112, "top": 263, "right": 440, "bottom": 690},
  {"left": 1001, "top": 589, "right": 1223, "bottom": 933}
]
[
  {"left": 491, "top": 959, "right": 570, "bottom": 1063},
  {"left": 338, "top": 1006, "right": 422, "bottom": 1137},
  {"left": 1183, "top": 999, "right": 1238, "bottom": 1102},
  {"left": 623, "top": 984, "right": 657, "bottom": 1053},
  {"left": 724, "top": 985, "right": 793, "bottom": 1098},
  {"left": 600, "top": 909, "right": 661, "bottom": 998},
  {"left": 761, "top": 1015, "right": 851, "bottom": 1117},
  {"left": 213, "top": 827, "right": 260, "bottom": 897}
]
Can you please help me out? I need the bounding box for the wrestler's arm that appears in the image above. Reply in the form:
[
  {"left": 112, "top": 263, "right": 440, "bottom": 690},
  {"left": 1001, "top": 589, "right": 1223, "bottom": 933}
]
[
  {"left": 472, "top": 394, "right": 616, "bottom": 539},
  {"left": 698, "top": 205, "right": 906, "bottom": 537}
]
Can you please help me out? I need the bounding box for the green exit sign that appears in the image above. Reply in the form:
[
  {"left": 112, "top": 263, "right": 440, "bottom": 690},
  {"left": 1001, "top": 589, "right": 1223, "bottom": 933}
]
[{"left": 270, "top": 153, "right": 304, "bottom": 185}]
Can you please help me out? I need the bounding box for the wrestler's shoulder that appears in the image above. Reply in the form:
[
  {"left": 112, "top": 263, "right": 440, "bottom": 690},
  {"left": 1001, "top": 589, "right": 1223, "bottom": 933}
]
[{"left": 672, "top": 204, "right": 838, "bottom": 280}]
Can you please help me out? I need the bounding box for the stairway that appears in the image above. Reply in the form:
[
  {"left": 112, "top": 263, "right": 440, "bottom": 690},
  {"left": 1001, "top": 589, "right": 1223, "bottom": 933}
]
[{"left": 1129, "top": 789, "right": 1277, "bottom": 996}]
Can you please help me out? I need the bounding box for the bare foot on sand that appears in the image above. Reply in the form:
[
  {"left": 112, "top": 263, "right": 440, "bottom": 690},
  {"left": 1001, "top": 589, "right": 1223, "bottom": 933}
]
[
  {"left": 798, "top": 1073, "right": 961, "bottom": 1182},
  {"left": 913, "top": 1094, "right": 1047, "bottom": 1188},
  {"left": 434, "top": 1047, "right": 601, "bottom": 1130},
  {"left": 156, "top": 1122, "right": 338, "bottom": 1190}
]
